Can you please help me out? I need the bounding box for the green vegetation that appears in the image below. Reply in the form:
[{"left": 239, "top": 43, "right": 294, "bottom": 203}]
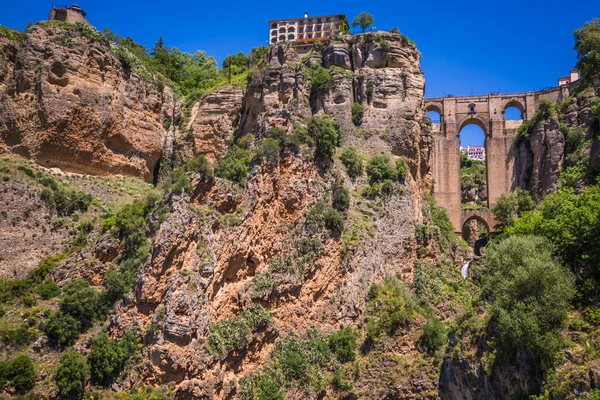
[
  {"left": 308, "top": 115, "right": 341, "bottom": 162},
  {"left": 574, "top": 18, "right": 600, "bottom": 83},
  {"left": 36, "top": 280, "right": 61, "bottom": 300},
  {"left": 44, "top": 311, "right": 81, "bottom": 347},
  {"left": 351, "top": 102, "right": 364, "bottom": 126},
  {"left": 517, "top": 99, "right": 556, "bottom": 141},
  {"left": 0, "top": 26, "right": 27, "bottom": 42},
  {"left": 507, "top": 185, "right": 600, "bottom": 275},
  {"left": 0, "top": 355, "right": 36, "bottom": 392},
  {"left": 207, "top": 304, "right": 273, "bottom": 357},
  {"left": 491, "top": 188, "right": 534, "bottom": 230},
  {"left": 419, "top": 318, "right": 447, "bottom": 355},
  {"left": 365, "top": 277, "right": 416, "bottom": 343},
  {"left": 89, "top": 332, "right": 137, "bottom": 386},
  {"left": 352, "top": 12, "right": 375, "bottom": 33},
  {"left": 339, "top": 147, "right": 364, "bottom": 178},
  {"left": 460, "top": 153, "right": 486, "bottom": 207},
  {"left": 214, "top": 146, "right": 253, "bottom": 186},
  {"left": 55, "top": 351, "right": 89, "bottom": 400},
  {"left": 305, "top": 201, "right": 345, "bottom": 236},
  {"left": 332, "top": 185, "right": 350, "bottom": 212},
  {"left": 59, "top": 278, "right": 100, "bottom": 330},
  {"left": 484, "top": 236, "right": 575, "bottom": 364},
  {"left": 390, "top": 27, "right": 400, "bottom": 34},
  {"left": 328, "top": 326, "right": 360, "bottom": 363},
  {"left": 366, "top": 155, "right": 396, "bottom": 184},
  {"left": 310, "top": 66, "right": 333, "bottom": 96}
]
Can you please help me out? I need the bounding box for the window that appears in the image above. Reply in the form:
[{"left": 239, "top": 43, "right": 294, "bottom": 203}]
[
  {"left": 288, "top": 27, "right": 295, "bottom": 32},
  {"left": 468, "top": 104, "right": 476, "bottom": 114},
  {"left": 279, "top": 34, "right": 285, "bottom": 40},
  {"left": 326, "top": 17, "right": 331, "bottom": 22},
  {"left": 308, "top": 34, "right": 312, "bottom": 38},
  {"left": 279, "top": 27, "right": 285, "bottom": 33},
  {"left": 307, "top": 27, "right": 313, "bottom": 32},
  {"left": 271, "top": 37, "right": 277, "bottom": 43},
  {"left": 316, "top": 26, "right": 321, "bottom": 31},
  {"left": 317, "top": 18, "right": 322, "bottom": 23},
  {"left": 299, "top": 28, "right": 304, "bottom": 33},
  {"left": 288, "top": 34, "right": 295, "bottom": 40},
  {"left": 334, "top": 17, "right": 339, "bottom": 22},
  {"left": 316, "top": 33, "right": 321, "bottom": 38},
  {"left": 299, "top": 21, "right": 304, "bottom": 25},
  {"left": 271, "top": 30, "right": 277, "bottom": 36},
  {"left": 335, "top": 24, "right": 340, "bottom": 30},
  {"left": 271, "top": 23, "right": 277, "bottom": 29}
]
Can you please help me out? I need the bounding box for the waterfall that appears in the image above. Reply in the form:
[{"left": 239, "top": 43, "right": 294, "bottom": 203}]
[{"left": 460, "top": 260, "right": 471, "bottom": 279}]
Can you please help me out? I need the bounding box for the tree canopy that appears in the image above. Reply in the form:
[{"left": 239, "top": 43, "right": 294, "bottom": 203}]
[
  {"left": 574, "top": 18, "right": 600, "bottom": 83},
  {"left": 352, "top": 12, "right": 375, "bottom": 33}
]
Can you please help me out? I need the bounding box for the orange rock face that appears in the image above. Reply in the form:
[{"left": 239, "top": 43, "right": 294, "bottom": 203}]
[{"left": 0, "top": 25, "right": 174, "bottom": 182}]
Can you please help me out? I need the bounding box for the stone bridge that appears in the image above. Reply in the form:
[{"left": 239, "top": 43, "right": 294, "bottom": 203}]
[{"left": 426, "top": 85, "right": 572, "bottom": 234}]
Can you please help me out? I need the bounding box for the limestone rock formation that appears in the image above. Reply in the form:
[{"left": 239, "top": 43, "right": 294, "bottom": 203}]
[
  {"left": 0, "top": 24, "right": 174, "bottom": 182},
  {"left": 179, "top": 89, "right": 244, "bottom": 163}
]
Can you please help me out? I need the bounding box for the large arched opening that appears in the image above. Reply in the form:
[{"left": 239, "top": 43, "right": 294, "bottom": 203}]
[
  {"left": 504, "top": 101, "right": 525, "bottom": 121},
  {"left": 459, "top": 121, "right": 488, "bottom": 211}
]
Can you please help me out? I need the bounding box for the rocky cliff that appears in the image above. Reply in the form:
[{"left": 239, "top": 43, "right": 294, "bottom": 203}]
[{"left": 0, "top": 24, "right": 174, "bottom": 183}]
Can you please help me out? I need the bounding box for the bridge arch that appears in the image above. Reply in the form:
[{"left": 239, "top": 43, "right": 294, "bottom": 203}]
[
  {"left": 460, "top": 209, "right": 492, "bottom": 237},
  {"left": 503, "top": 100, "right": 525, "bottom": 120},
  {"left": 457, "top": 116, "right": 489, "bottom": 136}
]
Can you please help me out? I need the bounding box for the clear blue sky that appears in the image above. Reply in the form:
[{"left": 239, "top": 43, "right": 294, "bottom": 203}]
[{"left": 2, "top": 1, "right": 598, "bottom": 146}]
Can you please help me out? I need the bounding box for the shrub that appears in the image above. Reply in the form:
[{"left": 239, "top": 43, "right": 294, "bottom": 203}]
[
  {"left": 59, "top": 279, "right": 99, "bottom": 330},
  {"left": 340, "top": 147, "right": 363, "bottom": 178},
  {"left": 324, "top": 209, "right": 344, "bottom": 235},
  {"left": 584, "top": 306, "right": 600, "bottom": 325},
  {"left": 331, "top": 367, "right": 352, "bottom": 391},
  {"left": 308, "top": 115, "right": 341, "bottom": 162},
  {"left": 365, "top": 278, "right": 416, "bottom": 342},
  {"left": 239, "top": 369, "right": 284, "bottom": 400},
  {"left": 208, "top": 305, "right": 273, "bottom": 357},
  {"left": 390, "top": 27, "right": 400, "bottom": 34},
  {"left": 366, "top": 156, "right": 396, "bottom": 184},
  {"left": 36, "top": 281, "right": 61, "bottom": 300},
  {"left": 44, "top": 311, "right": 81, "bottom": 347},
  {"left": 41, "top": 186, "right": 93, "bottom": 216},
  {"left": 258, "top": 138, "right": 280, "bottom": 164},
  {"left": 103, "top": 268, "right": 126, "bottom": 305},
  {"left": 55, "top": 351, "right": 89, "bottom": 400},
  {"left": 214, "top": 146, "right": 253, "bottom": 186},
  {"left": 328, "top": 327, "right": 360, "bottom": 363},
  {"left": 311, "top": 66, "right": 333, "bottom": 95},
  {"left": 396, "top": 158, "right": 409, "bottom": 182},
  {"left": 484, "top": 236, "right": 575, "bottom": 364},
  {"left": 89, "top": 332, "right": 137, "bottom": 386},
  {"left": 2, "top": 325, "right": 37, "bottom": 347},
  {"left": 351, "top": 102, "right": 364, "bottom": 126},
  {"left": 272, "top": 329, "right": 330, "bottom": 384},
  {"left": 419, "top": 318, "right": 447, "bottom": 354},
  {"left": 4, "top": 355, "right": 35, "bottom": 392},
  {"left": 332, "top": 186, "right": 350, "bottom": 212}
]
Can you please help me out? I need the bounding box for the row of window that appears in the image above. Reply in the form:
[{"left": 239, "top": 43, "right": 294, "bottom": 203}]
[
  {"left": 271, "top": 25, "right": 339, "bottom": 37},
  {"left": 271, "top": 32, "right": 331, "bottom": 43},
  {"left": 269, "top": 16, "right": 340, "bottom": 29}
]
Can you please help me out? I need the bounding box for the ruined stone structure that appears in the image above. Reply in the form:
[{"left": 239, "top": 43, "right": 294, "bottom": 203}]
[
  {"left": 48, "top": 4, "right": 89, "bottom": 25},
  {"left": 426, "top": 85, "right": 572, "bottom": 233}
]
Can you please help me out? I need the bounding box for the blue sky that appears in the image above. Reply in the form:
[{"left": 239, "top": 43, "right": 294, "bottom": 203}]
[{"left": 2, "top": 1, "right": 598, "bottom": 145}]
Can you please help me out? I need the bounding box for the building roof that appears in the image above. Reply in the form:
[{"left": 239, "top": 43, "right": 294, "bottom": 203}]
[{"left": 267, "top": 14, "right": 346, "bottom": 24}]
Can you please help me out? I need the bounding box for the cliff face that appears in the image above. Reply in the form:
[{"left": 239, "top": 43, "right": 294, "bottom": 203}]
[
  {"left": 0, "top": 24, "right": 174, "bottom": 182},
  {"left": 106, "top": 34, "right": 434, "bottom": 398}
]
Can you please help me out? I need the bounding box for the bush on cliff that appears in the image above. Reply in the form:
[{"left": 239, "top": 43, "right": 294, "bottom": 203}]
[
  {"left": 365, "top": 278, "right": 416, "bottom": 343},
  {"left": 419, "top": 318, "right": 447, "bottom": 355},
  {"left": 340, "top": 147, "right": 364, "bottom": 178},
  {"left": 366, "top": 156, "right": 396, "bottom": 184},
  {"left": 310, "top": 66, "right": 333, "bottom": 96},
  {"left": 44, "top": 311, "right": 81, "bottom": 347},
  {"left": 351, "top": 102, "right": 364, "bottom": 126},
  {"left": 214, "top": 146, "right": 253, "bottom": 186},
  {"left": 208, "top": 305, "right": 273, "bottom": 357},
  {"left": 59, "top": 279, "right": 100, "bottom": 330},
  {"left": 484, "top": 235, "right": 575, "bottom": 364},
  {"left": 89, "top": 332, "right": 137, "bottom": 386},
  {"left": 0, "top": 355, "right": 36, "bottom": 392},
  {"left": 308, "top": 115, "right": 341, "bottom": 162},
  {"left": 55, "top": 351, "right": 89, "bottom": 400}
]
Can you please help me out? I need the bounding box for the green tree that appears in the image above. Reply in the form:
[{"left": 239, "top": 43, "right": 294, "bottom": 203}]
[
  {"left": 89, "top": 332, "right": 136, "bottom": 387},
  {"left": 6, "top": 355, "right": 36, "bottom": 392},
  {"left": 574, "top": 19, "right": 600, "bottom": 83},
  {"left": 366, "top": 156, "right": 396, "bottom": 183},
  {"left": 310, "top": 66, "right": 333, "bottom": 96},
  {"left": 214, "top": 146, "right": 253, "bottom": 186},
  {"left": 44, "top": 311, "right": 81, "bottom": 347},
  {"left": 491, "top": 193, "right": 518, "bottom": 230},
  {"left": 55, "top": 351, "right": 89, "bottom": 400},
  {"left": 419, "top": 318, "right": 447, "bottom": 354},
  {"left": 352, "top": 12, "right": 375, "bottom": 33},
  {"left": 484, "top": 236, "right": 575, "bottom": 363},
  {"left": 351, "top": 102, "right": 364, "bottom": 126},
  {"left": 308, "top": 115, "right": 341, "bottom": 162},
  {"left": 59, "top": 279, "right": 99, "bottom": 330},
  {"left": 340, "top": 147, "right": 364, "bottom": 178},
  {"left": 328, "top": 326, "right": 360, "bottom": 362},
  {"left": 332, "top": 185, "right": 350, "bottom": 212}
]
